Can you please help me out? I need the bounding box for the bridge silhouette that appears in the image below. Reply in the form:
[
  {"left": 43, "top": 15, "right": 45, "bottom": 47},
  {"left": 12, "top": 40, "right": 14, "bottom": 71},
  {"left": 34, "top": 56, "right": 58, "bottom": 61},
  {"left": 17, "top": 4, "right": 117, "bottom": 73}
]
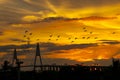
[
  {"left": 6, "top": 42, "right": 109, "bottom": 72},
  {"left": 0, "top": 42, "right": 120, "bottom": 80}
]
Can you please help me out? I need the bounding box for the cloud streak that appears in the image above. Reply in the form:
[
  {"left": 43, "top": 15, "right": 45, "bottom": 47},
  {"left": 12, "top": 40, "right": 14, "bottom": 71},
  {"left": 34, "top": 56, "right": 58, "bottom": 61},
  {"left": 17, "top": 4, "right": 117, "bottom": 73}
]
[
  {"left": 0, "top": 0, "right": 120, "bottom": 25},
  {"left": 0, "top": 42, "right": 120, "bottom": 65},
  {"left": 44, "top": 43, "right": 120, "bottom": 63}
]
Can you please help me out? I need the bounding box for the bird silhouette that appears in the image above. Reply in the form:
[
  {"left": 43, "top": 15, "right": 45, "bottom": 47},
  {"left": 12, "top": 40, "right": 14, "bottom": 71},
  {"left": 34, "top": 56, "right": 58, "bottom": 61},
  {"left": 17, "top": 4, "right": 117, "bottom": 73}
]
[
  {"left": 90, "top": 32, "right": 93, "bottom": 34},
  {"left": 29, "top": 33, "right": 32, "bottom": 35},
  {"left": 56, "top": 39, "right": 58, "bottom": 41},
  {"left": 49, "top": 35, "right": 52, "bottom": 37},
  {"left": 82, "top": 37, "right": 85, "bottom": 39},
  {"left": 48, "top": 39, "right": 51, "bottom": 40},
  {"left": 24, "top": 35, "right": 26, "bottom": 37},
  {"left": 87, "top": 37, "right": 90, "bottom": 39},
  {"left": 75, "top": 37, "right": 78, "bottom": 40},
  {"left": 71, "top": 41, "right": 74, "bottom": 43},
  {"left": 94, "top": 37, "right": 98, "bottom": 39},
  {"left": 68, "top": 38, "right": 71, "bottom": 40},
  {"left": 36, "top": 39, "right": 39, "bottom": 41},
  {"left": 84, "top": 30, "right": 87, "bottom": 32},
  {"left": 83, "top": 27, "right": 86, "bottom": 29},
  {"left": 57, "top": 35, "right": 60, "bottom": 38},
  {"left": 112, "top": 32, "right": 116, "bottom": 34},
  {"left": 25, "top": 30, "right": 28, "bottom": 33}
]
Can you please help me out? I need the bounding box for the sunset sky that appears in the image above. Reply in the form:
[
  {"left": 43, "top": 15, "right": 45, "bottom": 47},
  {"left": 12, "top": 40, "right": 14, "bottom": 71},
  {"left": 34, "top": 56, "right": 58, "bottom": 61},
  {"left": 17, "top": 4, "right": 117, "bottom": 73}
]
[{"left": 0, "top": 0, "right": 120, "bottom": 66}]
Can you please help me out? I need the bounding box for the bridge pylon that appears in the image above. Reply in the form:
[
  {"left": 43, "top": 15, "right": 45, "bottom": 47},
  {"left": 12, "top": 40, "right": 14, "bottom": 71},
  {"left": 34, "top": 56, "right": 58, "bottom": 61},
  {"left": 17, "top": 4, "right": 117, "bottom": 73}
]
[{"left": 33, "top": 43, "right": 43, "bottom": 71}]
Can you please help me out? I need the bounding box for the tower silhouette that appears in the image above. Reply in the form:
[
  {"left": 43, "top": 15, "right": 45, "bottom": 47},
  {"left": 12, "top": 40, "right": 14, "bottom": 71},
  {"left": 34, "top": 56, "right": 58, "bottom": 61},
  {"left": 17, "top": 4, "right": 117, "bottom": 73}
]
[
  {"left": 11, "top": 48, "right": 23, "bottom": 80},
  {"left": 12, "top": 48, "right": 18, "bottom": 67},
  {"left": 33, "top": 43, "right": 43, "bottom": 71}
]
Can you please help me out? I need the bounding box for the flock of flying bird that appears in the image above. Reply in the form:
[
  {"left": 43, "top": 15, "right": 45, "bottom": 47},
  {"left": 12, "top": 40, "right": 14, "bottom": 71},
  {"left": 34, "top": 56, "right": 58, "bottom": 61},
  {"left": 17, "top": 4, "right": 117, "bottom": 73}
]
[
  {"left": 23, "top": 27, "right": 117, "bottom": 44},
  {"left": 23, "top": 30, "right": 32, "bottom": 41},
  {"left": 47, "top": 27, "right": 98, "bottom": 43},
  {"left": 48, "top": 27, "right": 116, "bottom": 43}
]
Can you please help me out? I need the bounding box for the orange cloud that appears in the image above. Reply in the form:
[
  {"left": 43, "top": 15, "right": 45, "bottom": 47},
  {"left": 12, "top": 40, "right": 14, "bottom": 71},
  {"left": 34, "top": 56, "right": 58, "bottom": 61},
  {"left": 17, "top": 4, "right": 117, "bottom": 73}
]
[
  {"left": 43, "top": 44, "right": 120, "bottom": 62},
  {"left": 22, "top": 15, "right": 41, "bottom": 22},
  {"left": 79, "top": 16, "right": 117, "bottom": 21},
  {"left": 0, "top": 52, "right": 7, "bottom": 57},
  {"left": 18, "top": 55, "right": 27, "bottom": 59},
  {"left": 113, "top": 51, "right": 120, "bottom": 59}
]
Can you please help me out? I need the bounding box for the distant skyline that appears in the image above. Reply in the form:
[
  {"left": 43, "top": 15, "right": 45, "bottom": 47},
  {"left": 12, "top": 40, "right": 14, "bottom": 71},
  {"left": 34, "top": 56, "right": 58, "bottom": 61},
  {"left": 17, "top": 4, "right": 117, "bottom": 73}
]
[{"left": 0, "top": 0, "right": 120, "bottom": 66}]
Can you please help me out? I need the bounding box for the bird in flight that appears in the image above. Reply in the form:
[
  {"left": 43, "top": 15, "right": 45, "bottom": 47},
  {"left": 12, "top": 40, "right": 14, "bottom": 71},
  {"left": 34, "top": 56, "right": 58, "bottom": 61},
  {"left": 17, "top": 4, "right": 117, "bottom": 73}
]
[
  {"left": 68, "top": 38, "right": 71, "bottom": 40},
  {"left": 90, "top": 32, "right": 93, "bottom": 34},
  {"left": 57, "top": 35, "right": 60, "bottom": 38},
  {"left": 84, "top": 30, "right": 87, "bottom": 32},
  {"left": 49, "top": 35, "right": 52, "bottom": 37},
  {"left": 83, "top": 27, "right": 86, "bottom": 29},
  {"left": 87, "top": 37, "right": 90, "bottom": 39},
  {"left": 71, "top": 41, "right": 74, "bottom": 43},
  {"left": 36, "top": 39, "right": 39, "bottom": 41},
  {"left": 24, "top": 35, "right": 26, "bottom": 37},
  {"left": 29, "top": 33, "right": 32, "bottom": 35},
  {"left": 48, "top": 39, "right": 51, "bottom": 41},
  {"left": 25, "top": 30, "right": 28, "bottom": 33},
  {"left": 82, "top": 37, "right": 85, "bottom": 39},
  {"left": 75, "top": 37, "right": 78, "bottom": 40},
  {"left": 112, "top": 32, "right": 116, "bottom": 34},
  {"left": 94, "top": 37, "right": 98, "bottom": 39}
]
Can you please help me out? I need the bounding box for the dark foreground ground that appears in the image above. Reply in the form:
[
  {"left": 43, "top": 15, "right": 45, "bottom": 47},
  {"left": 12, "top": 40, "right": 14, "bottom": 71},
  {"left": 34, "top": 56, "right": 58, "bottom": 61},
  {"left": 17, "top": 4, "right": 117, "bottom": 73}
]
[{"left": 0, "top": 66, "right": 120, "bottom": 80}]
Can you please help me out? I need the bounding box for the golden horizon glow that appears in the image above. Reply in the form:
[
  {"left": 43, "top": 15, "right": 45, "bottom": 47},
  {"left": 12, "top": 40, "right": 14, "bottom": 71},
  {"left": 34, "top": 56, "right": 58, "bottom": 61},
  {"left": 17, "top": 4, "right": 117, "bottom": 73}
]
[{"left": 43, "top": 44, "right": 120, "bottom": 62}]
